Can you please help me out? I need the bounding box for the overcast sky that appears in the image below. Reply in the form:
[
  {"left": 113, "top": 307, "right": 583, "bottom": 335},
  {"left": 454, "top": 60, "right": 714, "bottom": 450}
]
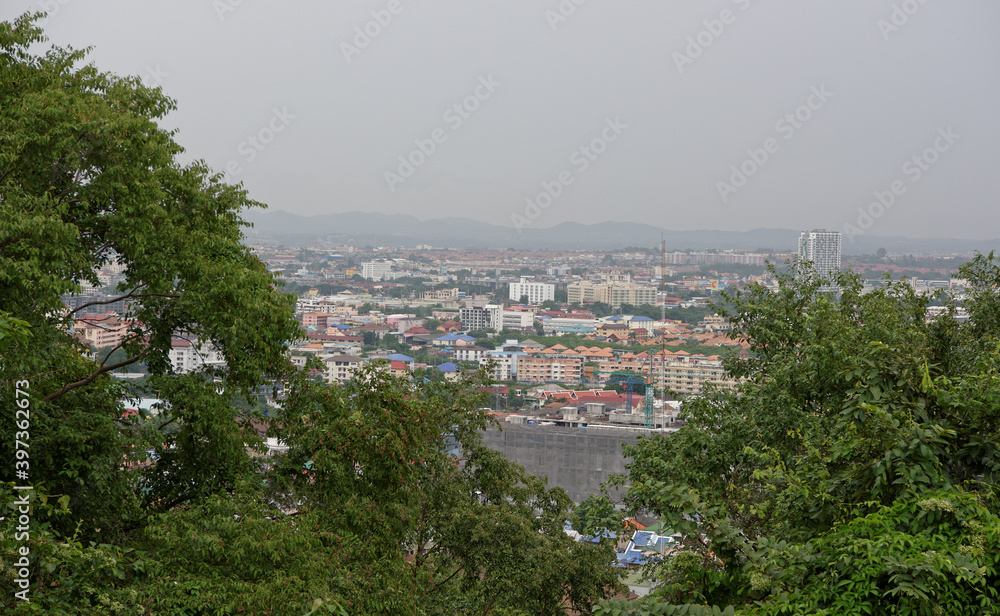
[{"left": 4, "top": 1, "right": 999, "bottom": 239}]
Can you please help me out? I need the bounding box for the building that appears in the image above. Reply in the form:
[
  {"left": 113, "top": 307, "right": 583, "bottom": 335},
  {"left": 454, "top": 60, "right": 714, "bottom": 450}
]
[
  {"left": 567, "top": 280, "right": 656, "bottom": 309},
  {"left": 798, "top": 229, "right": 842, "bottom": 280},
  {"left": 361, "top": 259, "right": 393, "bottom": 281},
  {"left": 517, "top": 354, "right": 584, "bottom": 385},
  {"left": 460, "top": 306, "right": 491, "bottom": 332},
  {"left": 453, "top": 345, "right": 490, "bottom": 363},
  {"left": 481, "top": 340, "right": 528, "bottom": 381},
  {"left": 324, "top": 354, "right": 363, "bottom": 384},
  {"left": 302, "top": 311, "right": 329, "bottom": 330},
  {"left": 567, "top": 281, "right": 600, "bottom": 305},
  {"left": 508, "top": 277, "right": 555, "bottom": 305},
  {"left": 652, "top": 353, "right": 741, "bottom": 396},
  {"left": 169, "top": 338, "right": 226, "bottom": 374},
  {"left": 73, "top": 313, "right": 129, "bottom": 349},
  {"left": 422, "top": 288, "right": 460, "bottom": 301},
  {"left": 460, "top": 304, "right": 503, "bottom": 332}
]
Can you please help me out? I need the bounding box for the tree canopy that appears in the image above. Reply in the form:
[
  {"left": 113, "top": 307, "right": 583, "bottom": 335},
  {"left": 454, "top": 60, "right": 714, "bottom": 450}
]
[
  {"left": 598, "top": 258, "right": 1000, "bottom": 615},
  {"left": 0, "top": 14, "right": 622, "bottom": 615}
]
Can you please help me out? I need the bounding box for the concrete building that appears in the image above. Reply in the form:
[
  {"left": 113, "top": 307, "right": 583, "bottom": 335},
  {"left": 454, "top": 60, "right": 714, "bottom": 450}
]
[
  {"left": 567, "top": 280, "right": 600, "bottom": 305},
  {"left": 324, "top": 354, "right": 363, "bottom": 384},
  {"left": 517, "top": 354, "right": 585, "bottom": 384},
  {"left": 567, "top": 280, "right": 656, "bottom": 309},
  {"left": 481, "top": 340, "right": 527, "bottom": 381},
  {"left": 361, "top": 259, "right": 393, "bottom": 281},
  {"left": 74, "top": 313, "right": 129, "bottom": 349},
  {"left": 798, "top": 229, "right": 842, "bottom": 280},
  {"left": 169, "top": 338, "right": 226, "bottom": 374},
  {"left": 508, "top": 277, "right": 555, "bottom": 304}
]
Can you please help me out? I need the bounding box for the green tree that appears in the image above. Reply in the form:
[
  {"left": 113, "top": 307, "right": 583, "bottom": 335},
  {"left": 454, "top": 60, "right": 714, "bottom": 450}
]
[
  {"left": 608, "top": 259, "right": 1000, "bottom": 614},
  {"left": 0, "top": 11, "right": 299, "bottom": 539}
]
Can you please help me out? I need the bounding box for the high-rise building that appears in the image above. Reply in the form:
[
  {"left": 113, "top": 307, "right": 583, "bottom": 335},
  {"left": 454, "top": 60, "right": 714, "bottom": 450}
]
[
  {"left": 361, "top": 259, "right": 393, "bottom": 281},
  {"left": 798, "top": 230, "right": 842, "bottom": 280},
  {"left": 508, "top": 277, "right": 555, "bottom": 304}
]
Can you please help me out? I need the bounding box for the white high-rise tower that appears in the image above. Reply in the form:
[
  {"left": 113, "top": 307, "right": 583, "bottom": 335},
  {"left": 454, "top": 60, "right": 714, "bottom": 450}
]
[{"left": 798, "top": 230, "right": 842, "bottom": 280}]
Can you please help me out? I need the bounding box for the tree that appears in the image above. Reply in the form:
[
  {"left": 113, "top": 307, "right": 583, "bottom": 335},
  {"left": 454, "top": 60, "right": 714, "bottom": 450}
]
[
  {"left": 0, "top": 13, "right": 301, "bottom": 541},
  {"left": 608, "top": 259, "right": 1000, "bottom": 614},
  {"left": 0, "top": 14, "right": 624, "bottom": 614}
]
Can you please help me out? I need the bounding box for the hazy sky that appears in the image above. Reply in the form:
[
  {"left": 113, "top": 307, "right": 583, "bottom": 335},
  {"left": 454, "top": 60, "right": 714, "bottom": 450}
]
[{"left": 4, "top": 1, "right": 998, "bottom": 238}]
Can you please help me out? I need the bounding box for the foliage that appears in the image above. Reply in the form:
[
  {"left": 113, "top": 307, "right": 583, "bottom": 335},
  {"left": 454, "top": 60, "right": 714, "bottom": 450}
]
[
  {"left": 610, "top": 257, "right": 1000, "bottom": 614},
  {"left": 1, "top": 13, "right": 625, "bottom": 615}
]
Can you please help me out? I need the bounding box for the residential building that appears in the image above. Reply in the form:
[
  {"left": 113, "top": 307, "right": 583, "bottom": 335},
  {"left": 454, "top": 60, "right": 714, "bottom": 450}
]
[
  {"left": 652, "top": 352, "right": 741, "bottom": 396},
  {"left": 798, "top": 229, "right": 842, "bottom": 280},
  {"left": 361, "top": 259, "right": 393, "bottom": 281},
  {"left": 169, "top": 338, "right": 226, "bottom": 374},
  {"left": 422, "top": 288, "right": 460, "bottom": 301},
  {"left": 302, "top": 311, "right": 329, "bottom": 330},
  {"left": 567, "top": 280, "right": 600, "bottom": 305},
  {"left": 508, "top": 277, "right": 555, "bottom": 304},
  {"left": 480, "top": 340, "right": 527, "bottom": 381},
  {"left": 453, "top": 345, "right": 490, "bottom": 363},
  {"left": 517, "top": 354, "right": 584, "bottom": 385},
  {"left": 324, "top": 354, "right": 363, "bottom": 384},
  {"left": 73, "top": 312, "right": 129, "bottom": 349}
]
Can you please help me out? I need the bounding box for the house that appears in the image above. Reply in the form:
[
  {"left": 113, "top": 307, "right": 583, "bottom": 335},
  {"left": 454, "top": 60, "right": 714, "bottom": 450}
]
[
  {"left": 432, "top": 333, "right": 477, "bottom": 347},
  {"left": 437, "top": 362, "right": 461, "bottom": 382},
  {"left": 453, "top": 345, "right": 490, "bottom": 364},
  {"left": 324, "top": 354, "right": 363, "bottom": 384}
]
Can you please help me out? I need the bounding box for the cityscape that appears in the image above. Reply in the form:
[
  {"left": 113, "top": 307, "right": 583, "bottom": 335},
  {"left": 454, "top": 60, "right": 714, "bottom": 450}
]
[{"left": 3, "top": 3, "right": 1000, "bottom": 615}]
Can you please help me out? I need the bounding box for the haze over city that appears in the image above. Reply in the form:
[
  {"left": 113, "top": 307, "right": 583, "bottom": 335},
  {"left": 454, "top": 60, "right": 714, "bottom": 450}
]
[{"left": 3, "top": 0, "right": 998, "bottom": 240}]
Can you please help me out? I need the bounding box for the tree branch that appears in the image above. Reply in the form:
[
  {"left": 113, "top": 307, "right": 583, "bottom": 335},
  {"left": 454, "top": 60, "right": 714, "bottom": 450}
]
[
  {"left": 67, "top": 290, "right": 142, "bottom": 316},
  {"left": 42, "top": 351, "right": 148, "bottom": 403}
]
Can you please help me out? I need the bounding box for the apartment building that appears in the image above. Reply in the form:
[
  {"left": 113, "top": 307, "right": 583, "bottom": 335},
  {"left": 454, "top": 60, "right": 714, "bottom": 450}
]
[
  {"left": 361, "top": 259, "right": 393, "bottom": 281},
  {"left": 798, "top": 229, "right": 842, "bottom": 280},
  {"left": 169, "top": 338, "right": 226, "bottom": 374},
  {"left": 74, "top": 313, "right": 130, "bottom": 349},
  {"left": 652, "top": 353, "right": 741, "bottom": 396},
  {"left": 567, "top": 280, "right": 656, "bottom": 308},
  {"left": 508, "top": 277, "right": 555, "bottom": 304},
  {"left": 516, "top": 354, "right": 584, "bottom": 385},
  {"left": 324, "top": 354, "right": 363, "bottom": 384}
]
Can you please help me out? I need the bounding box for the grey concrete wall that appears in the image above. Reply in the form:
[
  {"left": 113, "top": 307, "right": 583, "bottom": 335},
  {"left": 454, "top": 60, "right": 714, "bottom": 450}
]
[{"left": 480, "top": 425, "right": 649, "bottom": 503}]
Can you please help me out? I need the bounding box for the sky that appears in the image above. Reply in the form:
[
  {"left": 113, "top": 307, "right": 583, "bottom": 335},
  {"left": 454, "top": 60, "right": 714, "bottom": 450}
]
[{"left": 4, "top": 1, "right": 999, "bottom": 239}]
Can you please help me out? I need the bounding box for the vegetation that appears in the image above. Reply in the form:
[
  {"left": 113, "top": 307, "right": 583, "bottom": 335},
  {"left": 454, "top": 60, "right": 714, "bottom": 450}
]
[
  {"left": 597, "top": 257, "right": 1000, "bottom": 615},
  {"left": 0, "top": 15, "right": 622, "bottom": 614}
]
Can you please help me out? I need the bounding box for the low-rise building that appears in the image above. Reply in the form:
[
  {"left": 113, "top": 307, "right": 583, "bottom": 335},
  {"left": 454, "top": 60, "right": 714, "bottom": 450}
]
[{"left": 324, "top": 354, "right": 364, "bottom": 384}]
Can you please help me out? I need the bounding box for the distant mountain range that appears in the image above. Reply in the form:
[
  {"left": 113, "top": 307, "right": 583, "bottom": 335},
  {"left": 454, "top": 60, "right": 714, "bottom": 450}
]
[{"left": 240, "top": 210, "right": 1000, "bottom": 256}]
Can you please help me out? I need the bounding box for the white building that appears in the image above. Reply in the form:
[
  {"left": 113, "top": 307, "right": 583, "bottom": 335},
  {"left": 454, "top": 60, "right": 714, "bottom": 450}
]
[
  {"left": 508, "top": 277, "right": 555, "bottom": 305},
  {"left": 169, "top": 338, "right": 226, "bottom": 374},
  {"left": 798, "top": 230, "right": 842, "bottom": 280},
  {"left": 361, "top": 259, "right": 393, "bottom": 281},
  {"left": 460, "top": 304, "right": 503, "bottom": 332},
  {"left": 324, "top": 355, "right": 363, "bottom": 384}
]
